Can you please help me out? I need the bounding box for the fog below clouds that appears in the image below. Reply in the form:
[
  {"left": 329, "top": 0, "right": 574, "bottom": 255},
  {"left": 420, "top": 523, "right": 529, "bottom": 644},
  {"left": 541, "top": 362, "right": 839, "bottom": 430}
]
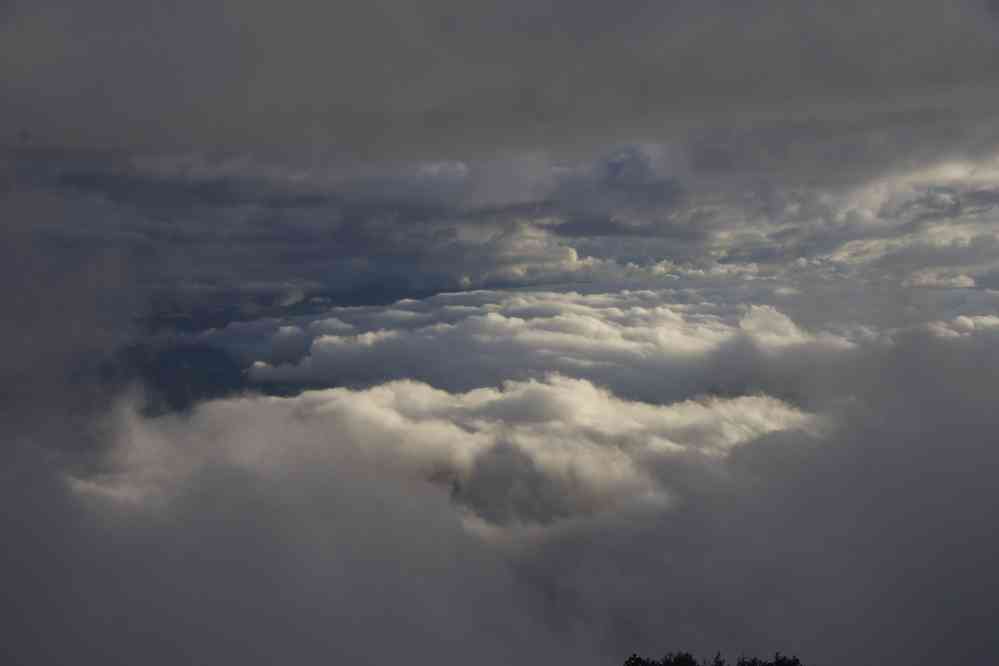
[{"left": 5, "top": 2, "right": 999, "bottom": 665}]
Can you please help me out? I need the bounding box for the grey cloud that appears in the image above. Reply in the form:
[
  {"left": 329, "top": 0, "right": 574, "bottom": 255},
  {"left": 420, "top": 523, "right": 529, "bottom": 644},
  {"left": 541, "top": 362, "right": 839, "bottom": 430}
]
[
  {"left": 5, "top": 0, "right": 999, "bottom": 178},
  {"left": 9, "top": 136, "right": 999, "bottom": 317},
  {"left": 454, "top": 441, "right": 585, "bottom": 526},
  {"left": 549, "top": 148, "right": 693, "bottom": 239},
  {"left": 509, "top": 321, "right": 999, "bottom": 663},
  {"left": 0, "top": 439, "right": 590, "bottom": 666},
  {"left": 0, "top": 193, "right": 141, "bottom": 452}
]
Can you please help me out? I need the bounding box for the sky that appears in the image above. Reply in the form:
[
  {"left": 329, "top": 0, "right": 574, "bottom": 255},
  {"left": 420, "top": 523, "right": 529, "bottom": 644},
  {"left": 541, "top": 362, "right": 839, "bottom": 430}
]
[{"left": 3, "top": 2, "right": 999, "bottom": 664}]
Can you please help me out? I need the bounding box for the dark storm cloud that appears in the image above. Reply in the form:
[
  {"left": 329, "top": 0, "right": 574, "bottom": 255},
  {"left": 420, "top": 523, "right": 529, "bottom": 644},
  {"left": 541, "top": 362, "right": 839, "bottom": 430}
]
[
  {"left": 8, "top": 124, "right": 999, "bottom": 314},
  {"left": 2, "top": 143, "right": 701, "bottom": 309},
  {"left": 2, "top": 144, "right": 473, "bottom": 306},
  {"left": 0, "top": 172, "right": 141, "bottom": 452},
  {"left": 4, "top": 0, "right": 999, "bottom": 176}
]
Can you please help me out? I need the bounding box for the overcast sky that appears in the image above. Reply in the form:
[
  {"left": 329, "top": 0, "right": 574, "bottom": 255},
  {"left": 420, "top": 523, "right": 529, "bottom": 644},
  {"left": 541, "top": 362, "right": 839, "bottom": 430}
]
[{"left": 4, "top": 3, "right": 999, "bottom": 665}]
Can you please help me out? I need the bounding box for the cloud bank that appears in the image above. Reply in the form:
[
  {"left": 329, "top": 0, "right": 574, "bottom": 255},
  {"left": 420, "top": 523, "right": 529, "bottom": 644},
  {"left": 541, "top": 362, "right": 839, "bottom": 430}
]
[
  {"left": 6, "top": 3, "right": 999, "bottom": 665},
  {"left": 6, "top": 0, "right": 999, "bottom": 172},
  {"left": 16, "top": 286, "right": 994, "bottom": 665}
]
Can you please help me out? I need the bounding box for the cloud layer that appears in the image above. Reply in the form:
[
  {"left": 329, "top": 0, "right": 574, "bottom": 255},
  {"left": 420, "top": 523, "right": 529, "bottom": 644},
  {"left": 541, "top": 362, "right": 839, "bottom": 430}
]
[
  {"left": 40, "top": 287, "right": 999, "bottom": 664},
  {"left": 6, "top": 4, "right": 999, "bottom": 665},
  {"left": 6, "top": 0, "right": 999, "bottom": 170}
]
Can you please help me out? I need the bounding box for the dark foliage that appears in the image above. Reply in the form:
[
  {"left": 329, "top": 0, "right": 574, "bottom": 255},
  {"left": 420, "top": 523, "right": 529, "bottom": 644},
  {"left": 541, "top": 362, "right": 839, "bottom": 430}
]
[{"left": 623, "top": 652, "right": 804, "bottom": 666}]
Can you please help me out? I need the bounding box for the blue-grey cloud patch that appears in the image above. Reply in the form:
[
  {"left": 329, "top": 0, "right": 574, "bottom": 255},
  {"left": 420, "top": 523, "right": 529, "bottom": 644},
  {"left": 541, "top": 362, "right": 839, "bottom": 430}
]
[{"left": 550, "top": 148, "right": 693, "bottom": 238}]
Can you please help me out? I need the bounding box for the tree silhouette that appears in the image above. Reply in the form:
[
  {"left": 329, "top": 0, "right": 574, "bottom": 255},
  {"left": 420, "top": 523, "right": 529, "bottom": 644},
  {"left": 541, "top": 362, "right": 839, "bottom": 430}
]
[{"left": 622, "top": 652, "right": 805, "bottom": 666}]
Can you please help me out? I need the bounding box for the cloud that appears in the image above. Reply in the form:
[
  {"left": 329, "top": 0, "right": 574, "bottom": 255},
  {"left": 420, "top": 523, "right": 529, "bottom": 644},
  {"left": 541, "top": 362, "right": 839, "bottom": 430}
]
[
  {"left": 8, "top": 138, "right": 999, "bottom": 313},
  {"left": 0, "top": 433, "right": 587, "bottom": 666},
  {"left": 7, "top": 5, "right": 999, "bottom": 663},
  {"left": 5, "top": 0, "right": 999, "bottom": 176},
  {"left": 206, "top": 290, "right": 850, "bottom": 409},
  {"left": 48, "top": 297, "right": 999, "bottom": 665},
  {"left": 5, "top": 238, "right": 999, "bottom": 665},
  {"left": 78, "top": 375, "right": 813, "bottom": 522}
]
